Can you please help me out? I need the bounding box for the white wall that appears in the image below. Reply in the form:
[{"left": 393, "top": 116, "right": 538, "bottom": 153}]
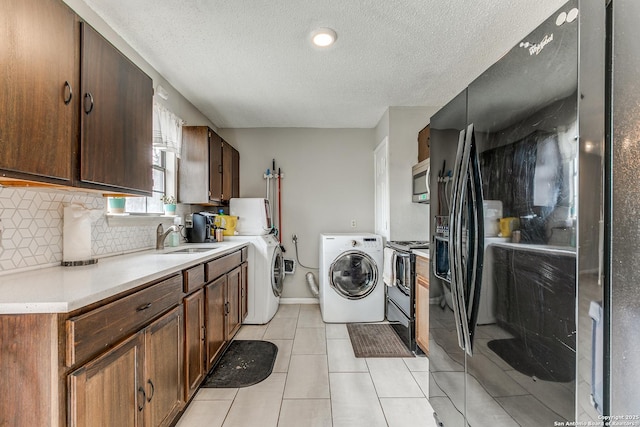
[
  {"left": 375, "top": 107, "right": 439, "bottom": 241},
  {"left": 375, "top": 109, "right": 390, "bottom": 150},
  {"left": 389, "top": 107, "right": 438, "bottom": 241},
  {"left": 219, "top": 128, "right": 375, "bottom": 299}
]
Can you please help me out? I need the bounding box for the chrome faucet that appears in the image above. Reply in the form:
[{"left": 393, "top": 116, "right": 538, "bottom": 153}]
[{"left": 156, "top": 223, "right": 179, "bottom": 250}]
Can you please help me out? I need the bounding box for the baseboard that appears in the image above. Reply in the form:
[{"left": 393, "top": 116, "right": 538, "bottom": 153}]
[{"left": 280, "top": 297, "right": 318, "bottom": 305}]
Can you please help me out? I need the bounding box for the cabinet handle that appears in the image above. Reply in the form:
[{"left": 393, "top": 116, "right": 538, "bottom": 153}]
[
  {"left": 218, "top": 165, "right": 223, "bottom": 174},
  {"left": 147, "top": 379, "right": 155, "bottom": 402},
  {"left": 201, "top": 325, "right": 205, "bottom": 341},
  {"left": 137, "top": 386, "right": 146, "bottom": 411},
  {"left": 83, "top": 92, "right": 94, "bottom": 114},
  {"left": 225, "top": 302, "right": 229, "bottom": 314},
  {"left": 136, "top": 302, "right": 152, "bottom": 311},
  {"left": 63, "top": 81, "right": 73, "bottom": 105}
]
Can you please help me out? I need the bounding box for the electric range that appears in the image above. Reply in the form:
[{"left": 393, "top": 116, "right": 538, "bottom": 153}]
[{"left": 385, "top": 240, "right": 429, "bottom": 354}]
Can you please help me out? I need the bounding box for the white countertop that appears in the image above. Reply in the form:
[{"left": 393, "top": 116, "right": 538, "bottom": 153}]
[
  {"left": 0, "top": 242, "right": 247, "bottom": 315},
  {"left": 412, "top": 249, "right": 430, "bottom": 259}
]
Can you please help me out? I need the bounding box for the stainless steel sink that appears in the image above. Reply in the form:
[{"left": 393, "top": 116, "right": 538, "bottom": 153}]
[{"left": 163, "top": 247, "right": 217, "bottom": 254}]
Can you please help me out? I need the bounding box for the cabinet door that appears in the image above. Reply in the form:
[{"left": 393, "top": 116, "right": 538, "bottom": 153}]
[
  {"left": 0, "top": 0, "right": 78, "bottom": 183},
  {"left": 231, "top": 146, "right": 240, "bottom": 199},
  {"left": 183, "top": 290, "right": 205, "bottom": 401},
  {"left": 80, "top": 23, "right": 152, "bottom": 195},
  {"left": 221, "top": 141, "right": 233, "bottom": 201},
  {"left": 145, "top": 306, "right": 184, "bottom": 427},
  {"left": 417, "top": 124, "right": 430, "bottom": 162},
  {"left": 69, "top": 332, "right": 145, "bottom": 427},
  {"left": 209, "top": 132, "right": 223, "bottom": 202},
  {"left": 205, "top": 276, "right": 226, "bottom": 370},
  {"left": 180, "top": 126, "right": 210, "bottom": 203},
  {"left": 415, "top": 274, "right": 430, "bottom": 355},
  {"left": 225, "top": 266, "right": 242, "bottom": 340},
  {"left": 240, "top": 262, "right": 248, "bottom": 321}
]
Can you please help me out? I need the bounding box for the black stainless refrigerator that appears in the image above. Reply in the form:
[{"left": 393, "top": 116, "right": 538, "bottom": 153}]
[{"left": 428, "top": 0, "right": 616, "bottom": 425}]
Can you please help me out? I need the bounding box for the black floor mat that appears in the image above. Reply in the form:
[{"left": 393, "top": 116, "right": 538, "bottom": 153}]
[
  {"left": 201, "top": 340, "right": 278, "bottom": 388},
  {"left": 487, "top": 338, "right": 574, "bottom": 383}
]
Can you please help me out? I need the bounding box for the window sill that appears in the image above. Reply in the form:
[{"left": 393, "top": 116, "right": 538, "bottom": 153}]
[{"left": 106, "top": 213, "right": 177, "bottom": 227}]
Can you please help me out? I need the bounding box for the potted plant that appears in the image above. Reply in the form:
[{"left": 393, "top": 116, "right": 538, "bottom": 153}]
[
  {"left": 161, "top": 195, "right": 177, "bottom": 215},
  {"left": 108, "top": 197, "right": 126, "bottom": 214}
]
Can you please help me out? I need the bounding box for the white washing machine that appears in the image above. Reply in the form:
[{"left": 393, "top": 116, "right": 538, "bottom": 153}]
[
  {"left": 319, "top": 233, "right": 385, "bottom": 323},
  {"left": 227, "top": 234, "right": 284, "bottom": 324}
]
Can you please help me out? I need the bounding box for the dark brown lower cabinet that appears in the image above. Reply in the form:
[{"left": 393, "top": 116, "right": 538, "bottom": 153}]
[
  {"left": 206, "top": 276, "right": 227, "bottom": 370},
  {"left": 225, "top": 266, "right": 242, "bottom": 340},
  {"left": 144, "top": 307, "right": 184, "bottom": 427},
  {"left": 69, "top": 332, "right": 144, "bottom": 427},
  {"left": 241, "top": 262, "right": 248, "bottom": 321},
  {"left": 68, "top": 306, "right": 183, "bottom": 427},
  {"left": 183, "top": 289, "right": 205, "bottom": 401},
  {"left": 0, "top": 249, "right": 249, "bottom": 427},
  {"left": 65, "top": 249, "right": 248, "bottom": 426}
]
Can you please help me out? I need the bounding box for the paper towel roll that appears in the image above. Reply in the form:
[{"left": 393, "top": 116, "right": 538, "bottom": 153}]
[{"left": 63, "top": 204, "right": 96, "bottom": 265}]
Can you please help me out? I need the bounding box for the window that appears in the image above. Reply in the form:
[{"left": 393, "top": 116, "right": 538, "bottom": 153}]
[
  {"left": 125, "top": 147, "right": 166, "bottom": 214},
  {"left": 107, "top": 102, "right": 183, "bottom": 216}
]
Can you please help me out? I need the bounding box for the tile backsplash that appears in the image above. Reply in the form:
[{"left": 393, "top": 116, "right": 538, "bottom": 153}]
[{"left": 0, "top": 187, "right": 157, "bottom": 273}]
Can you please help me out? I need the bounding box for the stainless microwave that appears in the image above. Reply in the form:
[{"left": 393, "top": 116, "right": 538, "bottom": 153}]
[{"left": 411, "top": 158, "right": 430, "bottom": 203}]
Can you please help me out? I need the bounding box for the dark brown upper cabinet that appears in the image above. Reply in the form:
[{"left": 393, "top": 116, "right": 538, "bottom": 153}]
[
  {"left": 221, "top": 141, "right": 234, "bottom": 201},
  {"left": 0, "top": 0, "right": 79, "bottom": 184},
  {"left": 209, "top": 131, "right": 224, "bottom": 203},
  {"left": 0, "top": 0, "right": 153, "bottom": 196},
  {"left": 180, "top": 126, "right": 239, "bottom": 205},
  {"left": 231, "top": 146, "right": 240, "bottom": 199},
  {"left": 79, "top": 23, "right": 153, "bottom": 195},
  {"left": 418, "top": 124, "right": 430, "bottom": 162}
]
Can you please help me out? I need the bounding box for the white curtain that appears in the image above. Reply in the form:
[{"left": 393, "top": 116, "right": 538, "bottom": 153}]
[{"left": 153, "top": 102, "right": 184, "bottom": 158}]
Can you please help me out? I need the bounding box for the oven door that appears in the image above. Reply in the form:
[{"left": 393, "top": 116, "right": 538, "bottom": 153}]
[{"left": 393, "top": 251, "right": 412, "bottom": 295}]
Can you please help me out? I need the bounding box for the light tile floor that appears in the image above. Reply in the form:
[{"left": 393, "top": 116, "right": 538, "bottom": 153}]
[{"left": 176, "top": 303, "right": 438, "bottom": 427}]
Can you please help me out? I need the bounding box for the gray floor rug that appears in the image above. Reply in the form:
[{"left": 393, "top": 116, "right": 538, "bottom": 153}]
[
  {"left": 347, "top": 323, "right": 414, "bottom": 358},
  {"left": 201, "top": 340, "right": 278, "bottom": 388}
]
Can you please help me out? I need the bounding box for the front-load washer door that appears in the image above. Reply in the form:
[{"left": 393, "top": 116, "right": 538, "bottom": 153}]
[
  {"left": 271, "top": 245, "right": 284, "bottom": 297},
  {"left": 329, "top": 250, "right": 378, "bottom": 300}
]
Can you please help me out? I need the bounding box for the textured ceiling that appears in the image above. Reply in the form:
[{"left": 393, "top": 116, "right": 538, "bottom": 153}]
[{"left": 80, "top": 0, "right": 567, "bottom": 128}]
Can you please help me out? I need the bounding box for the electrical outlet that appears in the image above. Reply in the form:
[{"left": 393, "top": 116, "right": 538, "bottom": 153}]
[{"left": 350, "top": 219, "right": 357, "bottom": 228}]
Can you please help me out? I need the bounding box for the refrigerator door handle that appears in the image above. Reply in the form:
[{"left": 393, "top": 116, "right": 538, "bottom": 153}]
[
  {"left": 449, "top": 128, "right": 467, "bottom": 351},
  {"left": 454, "top": 125, "right": 474, "bottom": 354},
  {"left": 460, "top": 123, "right": 485, "bottom": 356}
]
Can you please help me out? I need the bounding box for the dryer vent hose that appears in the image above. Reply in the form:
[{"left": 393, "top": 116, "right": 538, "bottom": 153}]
[{"left": 306, "top": 272, "right": 319, "bottom": 298}]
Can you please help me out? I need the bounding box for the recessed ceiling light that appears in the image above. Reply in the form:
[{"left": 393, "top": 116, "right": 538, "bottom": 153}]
[{"left": 311, "top": 28, "right": 337, "bottom": 48}]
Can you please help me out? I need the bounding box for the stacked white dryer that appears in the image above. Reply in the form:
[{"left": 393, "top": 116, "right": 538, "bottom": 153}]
[{"left": 228, "top": 198, "right": 284, "bottom": 324}]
